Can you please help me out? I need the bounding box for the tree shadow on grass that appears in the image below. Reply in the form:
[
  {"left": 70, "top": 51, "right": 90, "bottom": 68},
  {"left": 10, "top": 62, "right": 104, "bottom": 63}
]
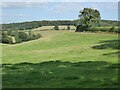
[
  {"left": 92, "top": 39, "right": 119, "bottom": 56},
  {"left": 2, "top": 60, "right": 119, "bottom": 88},
  {"left": 92, "top": 39, "right": 120, "bottom": 50},
  {"left": 102, "top": 51, "right": 120, "bottom": 56}
]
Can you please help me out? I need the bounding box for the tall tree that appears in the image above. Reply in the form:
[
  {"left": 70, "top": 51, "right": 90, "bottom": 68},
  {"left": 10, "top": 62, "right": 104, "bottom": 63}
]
[{"left": 76, "top": 8, "right": 101, "bottom": 32}]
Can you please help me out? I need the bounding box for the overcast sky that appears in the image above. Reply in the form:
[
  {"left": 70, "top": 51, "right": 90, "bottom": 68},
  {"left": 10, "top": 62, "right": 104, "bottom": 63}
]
[{"left": 1, "top": 0, "right": 119, "bottom": 24}]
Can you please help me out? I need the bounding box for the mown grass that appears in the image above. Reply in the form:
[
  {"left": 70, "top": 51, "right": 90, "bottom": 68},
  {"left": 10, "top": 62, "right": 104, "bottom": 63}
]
[
  {"left": 2, "top": 31, "right": 118, "bottom": 64},
  {"left": 2, "top": 61, "right": 119, "bottom": 88},
  {"left": 33, "top": 25, "right": 76, "bottom": 31},
  {"left": 2, "top": 30, "right": 119, "bottom": 88}
]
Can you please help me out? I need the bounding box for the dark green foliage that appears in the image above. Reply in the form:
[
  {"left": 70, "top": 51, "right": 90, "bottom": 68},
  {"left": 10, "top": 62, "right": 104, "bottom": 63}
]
[
  {"left": 67, "top": 25, "right": 70, "bottom": 30},
  {"left": 18, "top": 32, "right": 29, "bottom": 42},
  {"left": 76, "top": 8, "right": 101, "bottom": 32},
  {"left": 2, "top": 20, "right": 118, "bottom": 31},
  {"left": 2, "top": 36, "right": 13, "bottom": 44},
  {"left": 2, "top": 20, "right": 119, "bottom": 32},
  {"left": 109, "top": 27, "right": 115, "bottom": 32},
  {"left": 2, "top": 20, "right": 75, "bottom": 31},
  {"left": 14, "top": 30, "right": 22, "bottom": 43},
  {"left": 75, "top": 25, "right": 86, "bottom": 32},
  {"left": 54, "top": 25, "right": 59, "bottom": 30},
  {"left": 1, "top": 30, "right": 41, "bottom": 44},
  {"left": 2, "top": 32, "right": 13, "bottom": 44},
  {"left": 99, "top": 20, "right": 118, "bottom": 27},
  {"left": 28, "top": 30, "right": 42, "bottom": 40},
  {"left": 2, "top": 61, "right": 118, "bottom": 88},
  {"left": 28, "top": 33, "right": 41, "bottom": 40},
  {"left": 7, "top": 29, "right": 13, "bottom": 35},
  {"left": 15, "top": 32, "right": 42, "bottom": 43},
  {"left": 89, "top": 27, "right": 119, "bottom": 33}
]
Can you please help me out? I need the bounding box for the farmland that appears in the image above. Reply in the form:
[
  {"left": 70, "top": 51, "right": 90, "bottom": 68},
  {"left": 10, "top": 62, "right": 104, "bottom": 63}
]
[
  {"left": 1, "top": 2, "right": 119, "bottom": 88},
  {"left": 2, "top": 29, "right": 119, "bottom": 88}
]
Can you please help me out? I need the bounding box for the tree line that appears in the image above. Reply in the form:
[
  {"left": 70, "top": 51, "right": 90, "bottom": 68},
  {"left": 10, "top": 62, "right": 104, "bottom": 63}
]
[
  {"left": 2, "top": 20, "right": 118, "bottom": 31},
  {"left": 2, "top": 20, "right": 76, "bottom": 31}
]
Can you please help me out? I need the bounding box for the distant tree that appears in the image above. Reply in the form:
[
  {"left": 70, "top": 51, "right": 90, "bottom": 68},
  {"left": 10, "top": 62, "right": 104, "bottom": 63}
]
[
  {"left": 54, "top": 25, "right": 59, "bottom": 30},
  {"left": 2, "top": 19, "right": 118, "bottom": 31},
  {"left": 28, "top": 30, "right": 41, "bottom": 40},
  {"left": 33, "top": 33, "right": 42, "bottom": 39},
  {"left": 109, "top": 26, "right": 115, "bottom": 32},
  {"left": 28, "top": 30, "right": 32, "bottom": 36},
  {"left": 14, "top": 30, "right": 22, "bottom": 43},
  {"left": 7, "top": 29, "right": 13, "bottom": 35},
  {"left": 67, "top": 25, "right": 70, "bottom": 30},
  {"left": 76, "top": 8, "right": 101, "bottom": 32}
]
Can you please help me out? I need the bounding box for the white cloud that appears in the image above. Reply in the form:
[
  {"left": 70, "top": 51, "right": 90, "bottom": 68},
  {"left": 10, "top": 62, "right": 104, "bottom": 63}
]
[
  {"left": 49, "top": 2, "right": 83, "bottom": 14},
  {"left": 2, "top": 13, "right": 31, "bottom": 18},
  {"left": 2, "top": 0, "right": 119, "bottom": 2},
  {"left": 2, "top": 13, "right": 32, "bottom": 23},
  {"left": 2, "top": 0, "right": 47, "bottom": 2},
  {"left": 1, "top": 1, "right": 118, "bottom": 10},
  {"left": 1, "top": 2, "right": 48, "bottom": 8},
  {"left": 49, "top": 2, "right": 118, "bottom": 14}
]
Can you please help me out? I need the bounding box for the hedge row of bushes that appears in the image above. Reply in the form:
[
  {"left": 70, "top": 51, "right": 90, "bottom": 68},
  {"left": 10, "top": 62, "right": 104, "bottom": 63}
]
[
  {"left": 2, "top": 32, "right": 13, "bottom": 44},
  {"left": 1, "top": 30, "right": 42, "bottom": 44},
  {"left": 89, "top": 27, "right": 119, "bottom": 33}
]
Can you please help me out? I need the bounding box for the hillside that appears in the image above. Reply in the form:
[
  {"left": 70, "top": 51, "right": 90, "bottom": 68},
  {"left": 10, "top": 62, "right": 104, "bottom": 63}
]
[{"left": 2, "top": 30, "right": 119, "bottom": 88}]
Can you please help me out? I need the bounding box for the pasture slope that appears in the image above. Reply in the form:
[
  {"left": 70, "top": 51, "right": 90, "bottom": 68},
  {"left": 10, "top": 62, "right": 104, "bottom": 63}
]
[{"left": 2, "top": 30, "right": 119, "bottom": 88}]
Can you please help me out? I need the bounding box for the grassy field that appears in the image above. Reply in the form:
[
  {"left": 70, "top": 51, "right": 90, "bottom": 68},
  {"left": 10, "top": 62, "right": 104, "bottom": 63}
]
[
  {"left": 33, "top": 25, "right": 76, "bottom": 31},
  {"left": 2, "top": 30, "right": 119, "bottom": 88}
]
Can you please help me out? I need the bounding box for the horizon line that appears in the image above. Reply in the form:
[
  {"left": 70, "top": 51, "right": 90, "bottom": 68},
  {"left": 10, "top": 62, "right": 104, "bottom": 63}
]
[{"left": 1, "top": 19, "right": 119, "bottom": 24}]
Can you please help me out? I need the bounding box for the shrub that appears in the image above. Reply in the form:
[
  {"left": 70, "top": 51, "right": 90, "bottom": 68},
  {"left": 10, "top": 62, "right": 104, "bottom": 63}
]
[
  {"left": 67, "top": 25, "right": 70, "bottom": 30},
  {"left": 32, "top": 33, "right": 42, "bottom": 40},
  {"left": 75, "top": 25, "right": 86, "bottom": 32},
  {"left": 34, "top": 33, "right": 42, "bottom": 39},
  {"left": 54, "top": 25, "right": 59, "bottom": 30},
  {"left": 15, "top": 35, "right": 22, "bottom": 43},
  {"left": 28, "top": 30, "right": 41, "bottom": 40},
  {"left": 2, "top": 36, "right": 13, "bottom": 44},
  {"left": 7, "top": 30, "right": 13, "bottom": 35},
  {"left": 114, "top": 27, "right": 119, "bottom": 33},
  {"left": 2, "top": 32, "right": 13, "bottom": 44},
  {"left": 109, "top": 27, "right": 115, "bottom": 32},
  {"left": 88, "top": 27, "right": 119, "bottom": 33},
  {"left": 1, "top": 30, "right": 42, "bottom": 44},
  {"left": 18, "top": 32, "right": 29, "bottom": 41}
]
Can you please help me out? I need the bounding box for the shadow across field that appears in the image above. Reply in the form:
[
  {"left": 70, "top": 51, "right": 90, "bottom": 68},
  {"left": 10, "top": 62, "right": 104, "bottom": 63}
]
[
  {"left": 92, "top": 39, "right": 119, "bottom": 50},
  {"left": 102, "top": 51, "right": 120, "bottom": 56},
  {"left": 2, "top": 61, "right": 119, "bottom": 88}
]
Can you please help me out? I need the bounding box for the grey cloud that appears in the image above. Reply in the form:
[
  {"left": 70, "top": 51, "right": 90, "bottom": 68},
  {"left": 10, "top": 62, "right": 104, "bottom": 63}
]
[{"left": 2, "top": 2, "right": 48, "bottom": 8}]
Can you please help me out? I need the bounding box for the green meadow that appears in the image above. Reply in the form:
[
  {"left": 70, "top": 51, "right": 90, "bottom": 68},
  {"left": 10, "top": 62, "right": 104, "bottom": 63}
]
[{"left": 2, "top": 30, "right": 119, "bottom": 88}]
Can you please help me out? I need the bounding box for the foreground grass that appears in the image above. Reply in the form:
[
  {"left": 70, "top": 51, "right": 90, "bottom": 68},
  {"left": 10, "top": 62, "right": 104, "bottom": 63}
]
[
  {"left": 2, "top": 61, "right": 119, "bottom": 88},
  {"left": 2, "top": 30, "right": 119, "bottom": 88}
]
